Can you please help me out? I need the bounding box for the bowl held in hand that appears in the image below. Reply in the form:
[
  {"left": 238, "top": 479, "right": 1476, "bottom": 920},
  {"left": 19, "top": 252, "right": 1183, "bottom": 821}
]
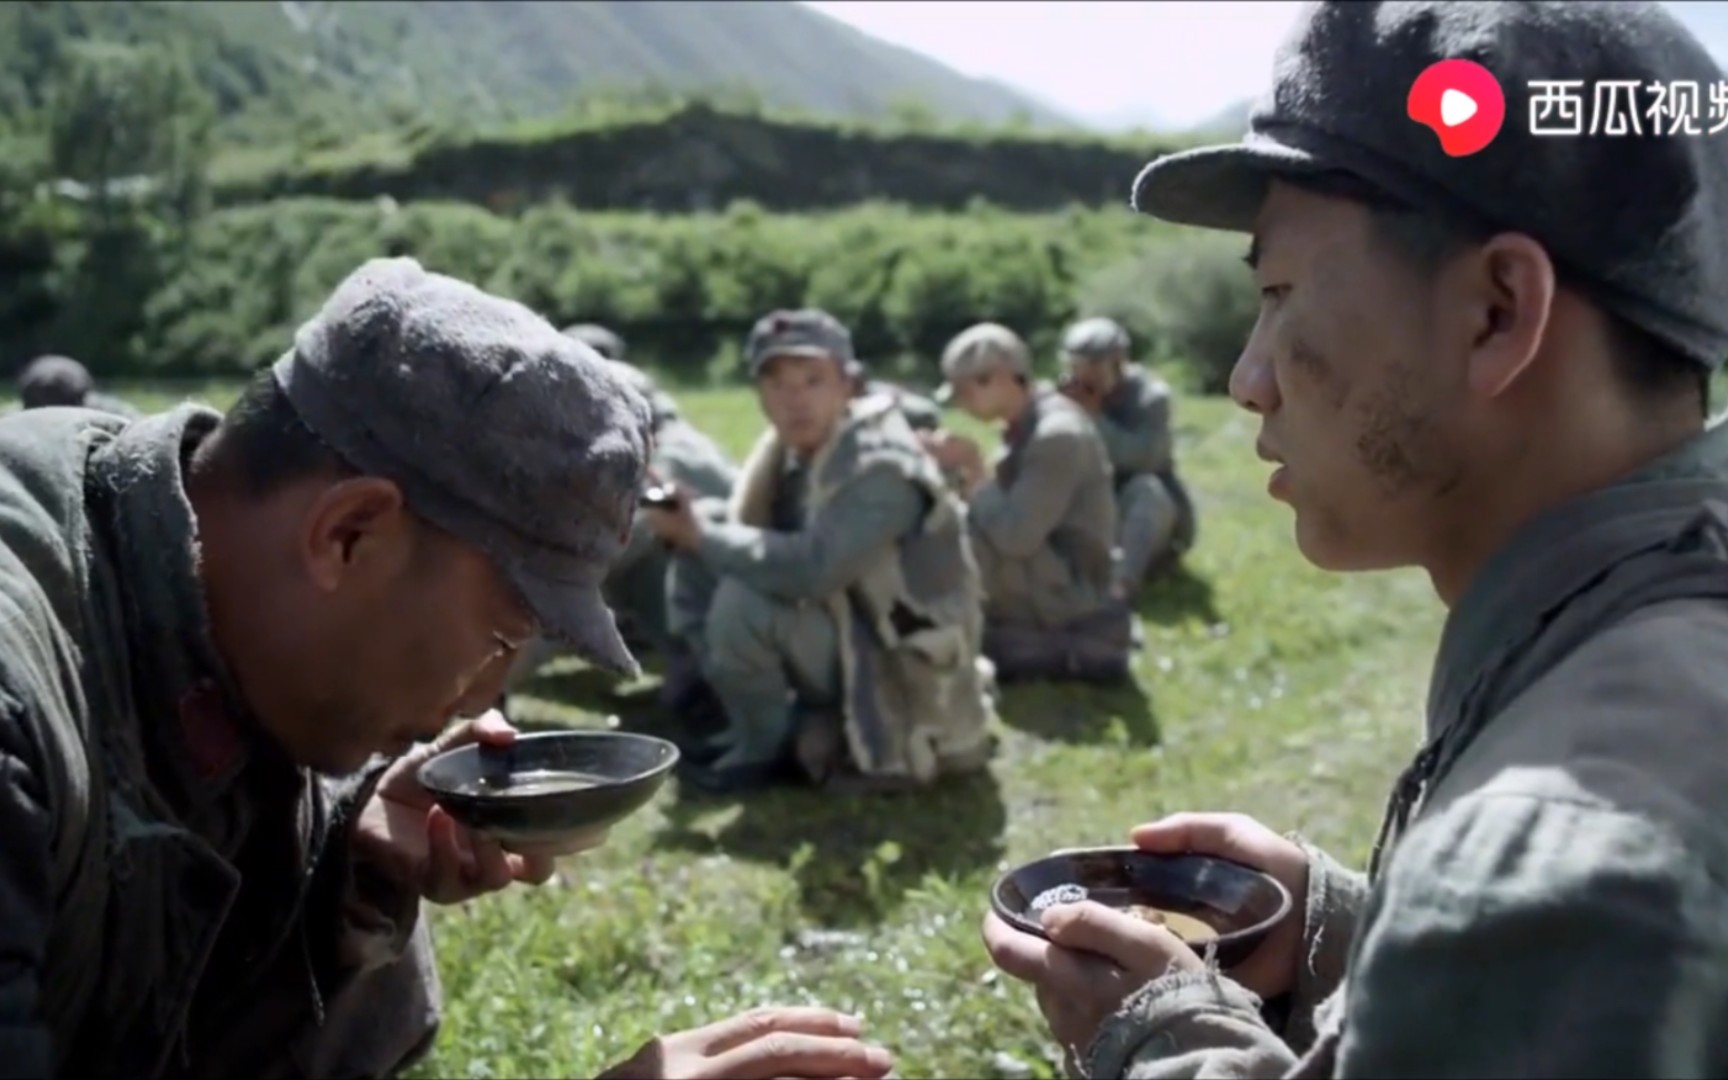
[
  {"left": 417, "top": 730, "right": 679, "bottom": 855},
  {"left": 990, "top": 846, "right": 1293, "bottom": 968}
]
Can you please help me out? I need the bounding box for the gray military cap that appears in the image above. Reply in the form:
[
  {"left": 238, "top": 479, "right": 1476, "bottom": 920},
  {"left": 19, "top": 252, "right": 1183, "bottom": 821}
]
[
  {"left": 273, "top": 257, "right": 655, "bottom": 677},
  {"left": 1061, "top": 317, "right": 1132, "bottom": 364},
  {"left": 18, "top": 354, "right": 93, "bottom": 409},
  {"left": 744, "top": 309, "right": 855, "bottom": 378},
  {"left": 1130, "top": 0, "right": 1728, "bottom": 371},
  {"left": 563, "top": 323, "right": 626, "bottom": 363},
  {"left": 935, "top": 322, "right": 1031, "bottom": 404}
]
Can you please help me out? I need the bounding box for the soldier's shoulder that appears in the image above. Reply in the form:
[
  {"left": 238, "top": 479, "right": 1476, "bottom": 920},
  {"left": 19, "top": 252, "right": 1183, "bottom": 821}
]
[
  {"left": 1434, "top": 597, "right": 1728, "bottom": 873},
  {"left": 0, "top": 409, "right": 123, "bottom": 530},
  {"left": 0, "top": 412, "right": 120, "bottom": 713},
  {"left": 826, "top": 399, "right": 927, "bottom": 478},
  {"left": 1032, "top": 392, "right": 1102, "bottom": 439},
  {"left": 1131, "top": 366, "right": 1172, "bottom": 398}
]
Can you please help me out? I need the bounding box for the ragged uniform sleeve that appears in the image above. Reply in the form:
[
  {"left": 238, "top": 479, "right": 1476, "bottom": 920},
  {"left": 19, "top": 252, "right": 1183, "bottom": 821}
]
[
  {"left": 693, "top": 467, "right": 926, "bottom": 602},
  {"left": 1334, "top": 789, "right": 1728, "bottom": 1077}
]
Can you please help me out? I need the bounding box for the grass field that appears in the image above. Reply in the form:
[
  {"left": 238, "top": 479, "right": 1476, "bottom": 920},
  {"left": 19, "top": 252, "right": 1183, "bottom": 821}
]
[{"left": 50, "top": 379, "right": 1442, "bottom": 1079}]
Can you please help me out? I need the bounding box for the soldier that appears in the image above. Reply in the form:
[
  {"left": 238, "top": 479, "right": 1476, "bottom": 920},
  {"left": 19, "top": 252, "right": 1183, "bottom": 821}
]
[
  {"left": 1057, "top": 317, "right": 1197, "bottom": 596},
  {"left": 846, "top": 357, "right": 943, "bottom": 433},
  {"left": 983, "top": 2, "right": 1728, "bottom": 1077},
  {"left": 501, "top": 342, "right": 738, "bottom": 708},
  {"left": 13, "top": 353, "right": 142, "bottom": 418},
  {"left": 644, "top": 309, "right": 995, "bottom": 795},
  {"left": 0, "top": 258, "right": 892, "bottom": 1079},
  {"left": 924, "top": 322, "right": 1135, "bottom": 683}
]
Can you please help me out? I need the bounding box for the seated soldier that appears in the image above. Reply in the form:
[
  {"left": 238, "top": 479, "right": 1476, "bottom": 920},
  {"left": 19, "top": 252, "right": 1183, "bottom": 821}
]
[
  {"left": 924, "top": 322, "right": 1137, "bottom": 684},
  {"left": 846, "top": 358, "right": 943, "bottom": 433},
  {"left": 1057, "top": 317, "right": 1198, "bottom": 598},
  {"left": 643, "top": 309, "right": 996, "bottom": 795},
  {"left": 502, "top": 333, "right": 736, "bottom": 708},
  {"left": 12, "top": 354, "right": 142, "bottom": 418}
]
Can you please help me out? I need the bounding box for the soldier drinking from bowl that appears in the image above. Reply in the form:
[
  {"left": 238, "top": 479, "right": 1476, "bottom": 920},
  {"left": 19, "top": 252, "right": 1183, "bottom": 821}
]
[
  {"left": 982, "top": 2, "right": 1728, "bottom": 1076},
  {"left": 0, "top": 258, "right": 894, "bottom": 1080},
  {"left": 1056, "top": 317, "right": 1198, "bottom": 598},
  {"left": 643, "top": 308, "right": 996, "bottom": 795},
  {"left": 923, "top": 322, "right": 1137, "bottom": 684}
]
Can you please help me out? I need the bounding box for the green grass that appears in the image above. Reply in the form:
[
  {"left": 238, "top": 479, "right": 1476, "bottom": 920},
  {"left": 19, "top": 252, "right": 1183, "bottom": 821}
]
[{"left": 30, "top": 381, "right": 1443, "bottom": 1078}]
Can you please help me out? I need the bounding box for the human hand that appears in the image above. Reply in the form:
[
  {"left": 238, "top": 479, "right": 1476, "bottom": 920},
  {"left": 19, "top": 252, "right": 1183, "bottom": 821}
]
[
  {"left": 599, "top": 1006, "right": 896, "bottom": 1079},
  {"left": 1058, "top": 375, "right": 1104, "bottom": 415},
  {"left": 923, "top": 431, "right": 982, "bottom": 471},
  {"left": 641, "top": 484, "right": 703, "bottom": 552},
  {"left": 1131, "top": 812, "right": 1310, "bottom": 998},
  {"left": 983, "top": 901, "right": 1201, "bottom": 1069},
  {"left": 353, "top": 709, "right": 606, "bottom": 905}
]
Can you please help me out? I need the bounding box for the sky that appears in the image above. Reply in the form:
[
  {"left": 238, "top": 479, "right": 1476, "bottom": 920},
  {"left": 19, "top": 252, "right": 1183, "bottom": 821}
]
[{"left": 805, "top": 0, "right": 1728, "bottom": 132}]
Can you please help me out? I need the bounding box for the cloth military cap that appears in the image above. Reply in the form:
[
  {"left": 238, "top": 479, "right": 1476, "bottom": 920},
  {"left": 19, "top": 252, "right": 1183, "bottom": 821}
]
[
  {"left": 272, "top": 257, "right": 655, "bottom": 677},
  {"left": 744, "top": 309, "right": 855, "bottom": 378},
  {"left": 18, "top": 354, "right": 93, "bottom": 408},
  {"left": 563, "top": 323, "right": 626, "bottom": 362},
  {"left": 1131, "top": 0, "right": 1728, "bottom": 371},
  {"left": 1061, "top": 317, "right": 1133, "bottom": 362},
  {"left": 936, "top": 322, "right": 1031, "bottom": 404}
]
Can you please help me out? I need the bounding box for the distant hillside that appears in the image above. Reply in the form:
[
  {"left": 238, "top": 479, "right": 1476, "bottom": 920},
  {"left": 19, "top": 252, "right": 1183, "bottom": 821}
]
[
  {"left": 0, "top": 0, "right": 1076, "bottom": 145},
  {"left": 1190, "top": 99, "right": 1251, "bottom": 139},
  {"left": 212, "top": 102, "right": 1185, "bottom": 215}
]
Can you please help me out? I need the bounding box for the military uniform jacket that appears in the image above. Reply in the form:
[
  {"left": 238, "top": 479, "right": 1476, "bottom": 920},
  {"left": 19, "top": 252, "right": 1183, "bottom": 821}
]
[
  {"left": 0, "top": 406, "right": 438, "bottom": 1079},
  {"left": 716, "top": 397, "right": 995, "bottom": 782},
  {"left": 1095, "top": 366, "right": 1175, "bottom": 482},
  {"left": 1086, "top": 422, "right": 1728, "bottom": 1078},
  {"left": 970, "top": 388, "right": 1117, "bottom": 627}
]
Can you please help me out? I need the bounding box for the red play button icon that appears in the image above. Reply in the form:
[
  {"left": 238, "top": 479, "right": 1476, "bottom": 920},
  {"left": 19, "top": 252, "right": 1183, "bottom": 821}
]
[{"left": 1407, "top": 59, "right": 1506, "bottom": 157}]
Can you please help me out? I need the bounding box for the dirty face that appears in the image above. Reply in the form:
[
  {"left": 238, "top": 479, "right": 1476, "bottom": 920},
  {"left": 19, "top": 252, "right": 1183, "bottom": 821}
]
[
  {"left": 1231, "top": 179, "right": 1473, "bottom": 572},
  {"left": 268, "top": 479, "right": 539, "bottom": 775},
  {"left": 756, "top": 351, "right": 853, "bottom": 455}
]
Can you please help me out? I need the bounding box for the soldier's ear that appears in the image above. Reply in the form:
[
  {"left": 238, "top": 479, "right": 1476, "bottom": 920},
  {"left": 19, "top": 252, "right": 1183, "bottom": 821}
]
[
  {"left": 298, "top": 476, "right": 412, "bottom": 590},
  {"left": 1462, "top": 233, "right": 1556, "bottom": 401}
]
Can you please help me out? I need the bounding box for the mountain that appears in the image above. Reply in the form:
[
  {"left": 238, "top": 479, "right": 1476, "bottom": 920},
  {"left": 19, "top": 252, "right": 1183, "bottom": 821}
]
[
  {"left": 1087, "top": 104, "right": 1172, "bottom": 134},
  {"left": 1189, "top": 99, "right": 1251, "bottom": 139},
  {"left": 0, "top": 0, "right": 1076, "bottom": 143}
]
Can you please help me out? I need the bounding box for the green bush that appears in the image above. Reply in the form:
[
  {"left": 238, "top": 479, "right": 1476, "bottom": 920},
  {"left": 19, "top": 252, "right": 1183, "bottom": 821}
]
[
  {"left": 1076, "top": 231, "right": 1259, "bottom": 394},
  {"left": 9, "top": 197, "right": 1224, "bottom": 386},
  {"left": 211, "top": 103, "right": 1193, "bottom": 217}
]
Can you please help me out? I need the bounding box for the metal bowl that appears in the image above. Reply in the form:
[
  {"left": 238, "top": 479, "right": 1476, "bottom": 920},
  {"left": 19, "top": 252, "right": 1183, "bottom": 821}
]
[
  {"left": 417, "top": 730, "right": 679, "bottom": 854},
  {"left": 990, "top": 846, "right": 1293, "bottom": 967}
]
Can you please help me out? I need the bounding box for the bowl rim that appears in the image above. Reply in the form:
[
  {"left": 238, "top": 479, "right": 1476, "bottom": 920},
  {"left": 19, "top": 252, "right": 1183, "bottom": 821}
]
[
  {"left": 989, "top": 845, "right": 1294, "bottom": 941},
  {"left": 416, "top": 728, "right": 682, "bottom": 801}
]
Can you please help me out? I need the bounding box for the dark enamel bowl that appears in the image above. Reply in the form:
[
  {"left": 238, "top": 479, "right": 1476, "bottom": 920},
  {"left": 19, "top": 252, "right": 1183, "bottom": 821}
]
[
  {"left": 990, "top": 847, "right": 1293, "bottom": 968},
  {"left": 417, "top": 730, "right": 679, "bottom": 855}
]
